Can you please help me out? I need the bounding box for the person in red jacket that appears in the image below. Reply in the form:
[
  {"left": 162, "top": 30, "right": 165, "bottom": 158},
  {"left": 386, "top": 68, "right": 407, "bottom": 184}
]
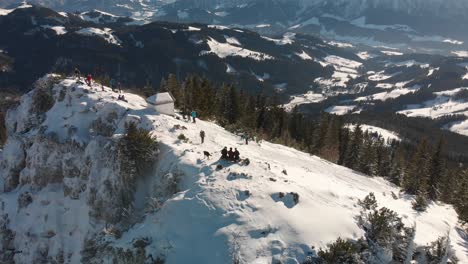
[{"left": 86, "top": 74, "right": 92, "bottom": 87}]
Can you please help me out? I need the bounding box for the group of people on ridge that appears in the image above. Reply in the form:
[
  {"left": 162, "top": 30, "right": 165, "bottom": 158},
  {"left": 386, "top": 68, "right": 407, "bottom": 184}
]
[
  {"left": 221, "top": 147, "right": 240, "bottom": 162},
  {"left": 74, "top": 67, "right": 127, "bottom": 102}
]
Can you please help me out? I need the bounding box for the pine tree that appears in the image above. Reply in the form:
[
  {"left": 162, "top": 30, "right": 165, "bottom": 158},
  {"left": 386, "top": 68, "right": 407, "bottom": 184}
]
[
  {"left": 454, "top": 169, "right": 468, "bottom": 226},
  {"left": 403, "top": 138, "right": 431, "bottom": 195},
  {"left": 388, "top": 144, "right": 406, "bottom": 186},
  {"left": 320, "top": 116, "right": 341, "bottom": 162},
  {"left": 412, "top": 190, "right": 429, "bottom": 212},
  {"left": 344, "top": 124, "right": 363, "bottom": 171},
  {"left": 358, "top": 136, "right": 376, "bottom": 176},
  {"left": 375, "top": 139, "right": 391, "bottom": 177},
  {"left": 312, "top": 113, "right": 329, "bottom": 154},
  {"left": 427, "top": 138, "right": 445, "bottom": 201},
  {"left": 338, "top": 127, "right": 350, "bottom": 165}
]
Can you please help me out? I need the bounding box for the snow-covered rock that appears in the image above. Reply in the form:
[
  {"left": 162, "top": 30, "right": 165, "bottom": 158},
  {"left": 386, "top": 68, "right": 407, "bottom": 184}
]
[{"left": 0, "top": 75, "right": 466, "bottom": 263}]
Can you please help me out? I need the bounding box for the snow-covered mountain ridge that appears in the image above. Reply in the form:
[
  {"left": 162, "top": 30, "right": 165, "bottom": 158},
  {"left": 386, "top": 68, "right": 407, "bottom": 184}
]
[
  {"left": 0, "top": 75, "right": 466, "bottom": 263},
  {"left": 297, "top": 0, "right": 468, "bottom": 18}
]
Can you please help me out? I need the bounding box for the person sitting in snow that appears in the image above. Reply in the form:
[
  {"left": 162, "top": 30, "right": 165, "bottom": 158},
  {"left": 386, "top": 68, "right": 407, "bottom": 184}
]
[
  {"left": 228, "top": 148, "right": 235, "bottom": 161},
  {"left": 221, "top": 147, "right": 228, "bottom": 160},
  {"left": 234, "top": 148, "right": 240, "bottom": 162}
]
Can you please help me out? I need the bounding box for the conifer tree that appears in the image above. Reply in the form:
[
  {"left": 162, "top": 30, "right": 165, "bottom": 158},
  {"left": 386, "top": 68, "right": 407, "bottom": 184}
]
[
  {"left": 320, "top": 116, "right": 341, "bottom": 162},
  {"left": 344, "top": 124, "right": 363, "bottom": 170},
  {"left": 338, "top": 127, "right": 350, "bottom": 165},
  {"left": 359, "top": 136, "right": 377, "bottom": 175},
  {"left": 454, "top": 169, "right": 468, "bottom": 226},
  {"left": 427, "top": 138, "right": 445, "bottom": 200},
  {"left": 403, "top": 138, "right": 431, "bottom": 195},
  {"left": 388, "top": 144, "right": 406, "bottom": 186},
  {"left": 312, "top": 113, "right": 330, "bottom": 154}
]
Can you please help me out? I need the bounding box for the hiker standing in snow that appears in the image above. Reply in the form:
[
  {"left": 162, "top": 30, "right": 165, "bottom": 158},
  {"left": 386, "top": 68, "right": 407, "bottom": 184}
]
[
  {"left": 221, "top": 147, "right": 228, "bottom": 160},
  {"left": 200, "top": 130, "right": 205, "bottom": 144},
  {"left": 117, "top": 81, "right": 122, "bottom": 93},
  {"left": 74, "top": 67, "right": 81, "bottom": 80},
  {"left": 243, "top": 133, "right": 249, "bottom": 145},
  {"left": 110, "top": 78, "right": 115, "bottom": 91},
  {"left": 234, "top": 148, "right": 240, "bottom": 162},
  {"left": 86, "top": 74, "right": 93, "bottom": 87},
  {"left": 191, "top": 110, "right": 197, "bottom": 123}
]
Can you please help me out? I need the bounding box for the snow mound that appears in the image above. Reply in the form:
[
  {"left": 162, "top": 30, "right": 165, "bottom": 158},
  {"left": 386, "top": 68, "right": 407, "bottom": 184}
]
[{"left": 0, "top": 76, "right": 466, "bottom": 263}]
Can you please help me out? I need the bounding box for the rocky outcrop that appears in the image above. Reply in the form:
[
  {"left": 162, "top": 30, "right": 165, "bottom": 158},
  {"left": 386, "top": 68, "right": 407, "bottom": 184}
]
[{"left": 0, "top": 76, "right": 167, "bottom": 263}]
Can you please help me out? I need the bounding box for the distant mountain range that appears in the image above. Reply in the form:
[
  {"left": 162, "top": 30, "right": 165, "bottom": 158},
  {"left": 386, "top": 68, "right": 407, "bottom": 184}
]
[
  {"left": 2, "top": 0, "right": 468, "bottom": 54},
  {"left": 1, "top": 4, "right": 468, "bottom": 137}
]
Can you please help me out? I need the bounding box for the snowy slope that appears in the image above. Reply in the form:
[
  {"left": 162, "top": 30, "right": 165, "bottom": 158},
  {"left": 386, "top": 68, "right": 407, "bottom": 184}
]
[{"left": 0, "top": 76, "right": 467, "bottom": 263}]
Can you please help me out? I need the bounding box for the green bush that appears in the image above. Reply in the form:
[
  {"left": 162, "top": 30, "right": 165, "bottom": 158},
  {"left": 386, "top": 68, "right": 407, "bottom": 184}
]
[
  {"left": 119, "top": 122, "right": 158, "bottom": 176},
  {"left": 177, "top": 133, "right": 188, "bottom": 143},
  {"left": 33, "top": 88, "right": 54, "bottom": 114},
  {"left": 318, "top": 237, "right": 361, "bottom": 263},
  {"left": 412, "top": 192, "right": 429, "bottom": 212}
]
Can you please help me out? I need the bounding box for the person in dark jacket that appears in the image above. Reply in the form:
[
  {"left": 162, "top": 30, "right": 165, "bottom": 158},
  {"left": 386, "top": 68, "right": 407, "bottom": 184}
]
[
  {"left": 200, "top": 130, "right": 205, "bottom": 144},
  {"left": 228, "top": 148, "right": 234, "bottom": 161},
  {"left": 243, "top": 133, "right": 249, "bottom": 145},
  {"left": 221, "top": 147, "right": 228, "bottom": 159},
  {"left": 234, "top": 148, "right": 240, "bottom": 162},
  {"left": 74, "top": 67, "right": 81, "bottom": 80}
]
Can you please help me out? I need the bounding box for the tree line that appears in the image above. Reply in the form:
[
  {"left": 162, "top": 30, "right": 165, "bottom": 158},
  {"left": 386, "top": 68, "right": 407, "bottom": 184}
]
[{"left": 160, "top": 73, "right": 468, "bottom": 226}]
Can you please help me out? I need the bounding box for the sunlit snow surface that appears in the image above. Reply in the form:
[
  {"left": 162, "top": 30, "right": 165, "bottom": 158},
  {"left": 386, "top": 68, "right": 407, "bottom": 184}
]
[{"left": 1, "top": 77, "right": 467, "bottom": 263}]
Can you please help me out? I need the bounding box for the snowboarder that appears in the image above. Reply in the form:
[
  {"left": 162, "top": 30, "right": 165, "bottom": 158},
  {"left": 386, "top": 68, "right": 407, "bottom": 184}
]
[
  {"left": 191, "top": 110, "right": 197, "bottom": 123},
  {"left": 234, "top": 148, "right": 240, "bottom": 162},
  {"left": 86, "top": 74, "right": 93, "bottom": 87},
  {"left": 221, "top": 147, "right": 228, "bottom": 160},
  {"left": 228, "top": 148, "right": 234, "bottom": 161},
  {"left": 200, "top": 130, "right": 205, "bottom": 144}
]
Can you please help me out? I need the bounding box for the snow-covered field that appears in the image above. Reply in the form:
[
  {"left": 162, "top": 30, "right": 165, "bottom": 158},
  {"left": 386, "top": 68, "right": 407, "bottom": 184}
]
[
  {"left": 398, "top": 87, "right": 468, "bottom": 135},
  {"left": 356, "top": 83, "right": 420, "bottom": 102},
  {"left": 41, "top": 25, "right": 67, "bottom": 35},
  {"left": 200, "top": 37, "right": 274, "bottom": 60},
  {"left": 346, "top": 124, "right": 401, "bottom": 142},
  {"left": 261, "top": 32, "right": 295, "bottom": 45},
  {"left": 75, "top": 27, "right": 122, "bottom": 46},
  {"left": 325, "top": 105, "right": 357, "bottom": 115},
  {"left": 0, "top": 77, "right": 466, "bottom": 263},
  {"left": 315, "top": 55, "right": 362, "bottom": 88},
  {"left": 284, "top": 92, "right": 325, "bottom": 110}
]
